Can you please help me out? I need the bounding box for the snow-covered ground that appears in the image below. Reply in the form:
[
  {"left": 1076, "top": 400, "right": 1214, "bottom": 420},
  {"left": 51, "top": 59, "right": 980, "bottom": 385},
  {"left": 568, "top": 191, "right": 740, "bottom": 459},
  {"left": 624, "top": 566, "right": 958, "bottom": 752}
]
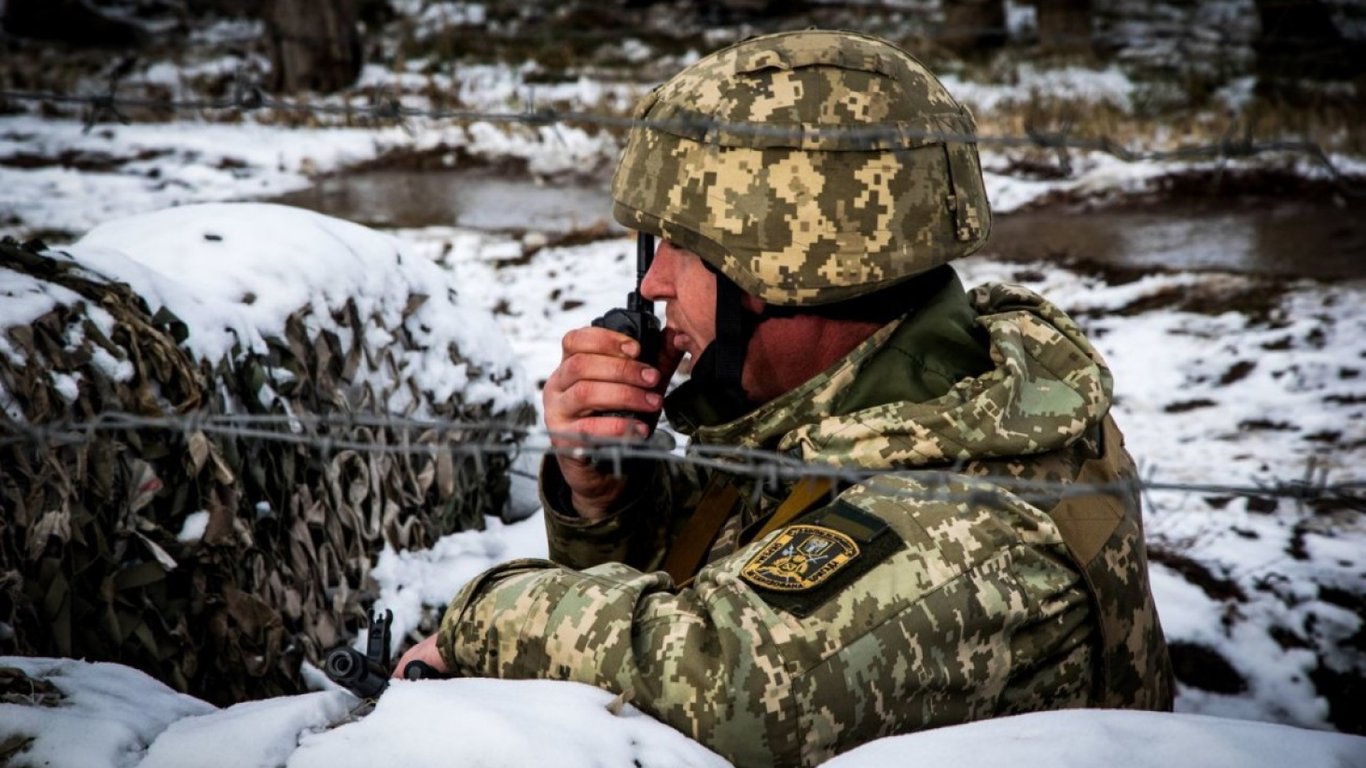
[
  {"left": 4, "top": 655, "right": 1363, "bottom": 768},
  {"left": 1, "top": 23, "right": 1363, "bottom": 768}
]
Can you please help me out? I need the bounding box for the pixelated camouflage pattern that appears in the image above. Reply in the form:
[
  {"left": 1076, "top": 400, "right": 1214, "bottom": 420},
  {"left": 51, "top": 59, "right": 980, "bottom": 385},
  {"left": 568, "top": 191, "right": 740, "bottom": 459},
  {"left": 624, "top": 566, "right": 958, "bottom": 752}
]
[
  {"left": 702, "top": 281, "right": 1114, "bottom": 461},
  {"left": 611, "top": 30, "right": 991, "bottom": 306},
  {"left": 450, "top": 282, "right": 1170, "bottom": 765},
  {"left": 449, "top": 472, "right": 1092, "bottom": 767},
  {"left": 539, "top": 456, "right": 676, "bottom": 571}
]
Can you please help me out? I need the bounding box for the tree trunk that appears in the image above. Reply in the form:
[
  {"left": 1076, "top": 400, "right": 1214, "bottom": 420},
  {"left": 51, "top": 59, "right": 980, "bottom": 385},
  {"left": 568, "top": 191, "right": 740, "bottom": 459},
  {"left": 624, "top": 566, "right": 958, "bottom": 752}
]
[
  {"left": 263, "top": 0, "right": 363, "bottom": 94},
  {"left": 1035, "top": 0, "right": 1093, "bottom": 53},
  {"left": 1254, "top": 0, "right": 1366, "bottom": 84},
  {"left": 940, "top": 0, "right": 1008, "bottom": 54},
  {"left": 2, "top": 0, "right": 144, "bottom": 47}
]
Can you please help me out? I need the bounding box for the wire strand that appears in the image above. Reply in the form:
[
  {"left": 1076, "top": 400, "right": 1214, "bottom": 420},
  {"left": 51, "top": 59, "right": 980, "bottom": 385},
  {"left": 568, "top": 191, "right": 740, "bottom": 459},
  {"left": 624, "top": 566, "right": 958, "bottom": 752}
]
[{"left": 2, "top": 411, "right": 1358, "bottom": 509}]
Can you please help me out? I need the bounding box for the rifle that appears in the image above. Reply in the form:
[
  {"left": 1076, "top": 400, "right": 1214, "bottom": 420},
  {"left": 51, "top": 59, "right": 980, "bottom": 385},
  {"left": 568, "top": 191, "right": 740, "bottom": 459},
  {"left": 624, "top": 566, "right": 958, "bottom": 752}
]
[{"left": 323, "top": 609, "right": 440, "bottom": 698}]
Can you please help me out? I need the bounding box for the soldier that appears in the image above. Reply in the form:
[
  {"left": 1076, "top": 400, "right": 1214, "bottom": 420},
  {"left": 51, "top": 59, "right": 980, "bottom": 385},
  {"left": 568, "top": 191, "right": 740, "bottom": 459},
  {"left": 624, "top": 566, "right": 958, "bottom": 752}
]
[{"left": 397, "top": 29, "right": 1173, "bottom": 766}]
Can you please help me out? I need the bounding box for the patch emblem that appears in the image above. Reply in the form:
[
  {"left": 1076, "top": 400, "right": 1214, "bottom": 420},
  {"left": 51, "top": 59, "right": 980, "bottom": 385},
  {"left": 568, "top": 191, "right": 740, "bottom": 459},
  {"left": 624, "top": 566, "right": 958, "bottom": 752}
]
[{"left": 740, "top": 525, "right": 860, "bottom": 592}]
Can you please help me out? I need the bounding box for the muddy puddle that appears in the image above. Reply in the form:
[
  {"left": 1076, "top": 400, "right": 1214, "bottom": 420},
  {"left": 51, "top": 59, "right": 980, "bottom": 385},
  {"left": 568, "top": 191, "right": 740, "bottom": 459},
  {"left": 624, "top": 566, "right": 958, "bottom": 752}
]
[
  {"left": 273, "top": 167, "right": 616, "bottom": 234},
  {"left": 275, "top": 169, "right": 1365, "bottom": 281},
  {"left": 985, "top": 199, "right": 1365, "bottom": 281}
]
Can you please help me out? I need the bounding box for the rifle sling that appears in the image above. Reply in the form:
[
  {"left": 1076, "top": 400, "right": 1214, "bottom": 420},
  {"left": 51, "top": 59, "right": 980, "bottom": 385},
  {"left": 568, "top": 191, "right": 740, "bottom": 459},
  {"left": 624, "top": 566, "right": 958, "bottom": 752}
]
[
  {"left": 666, "top": 474, "right": 833, "bottom": 588},
  {"left": 663, "top": 474, "right": 738, "bottom": 587},
  {"left": 749, "top": 475, "right": 833, "bottom": 543}
]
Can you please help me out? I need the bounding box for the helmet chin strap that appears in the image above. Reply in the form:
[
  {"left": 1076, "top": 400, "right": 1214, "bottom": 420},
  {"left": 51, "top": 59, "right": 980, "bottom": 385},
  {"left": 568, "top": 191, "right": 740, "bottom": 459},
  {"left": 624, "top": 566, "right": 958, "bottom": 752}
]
[{"left": 688, "top": 264, "right": 758, "bottom": 421}]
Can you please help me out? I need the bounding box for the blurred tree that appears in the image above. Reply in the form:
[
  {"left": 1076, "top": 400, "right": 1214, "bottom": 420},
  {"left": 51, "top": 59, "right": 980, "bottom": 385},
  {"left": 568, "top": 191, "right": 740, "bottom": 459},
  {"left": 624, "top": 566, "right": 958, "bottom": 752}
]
[
  {"left": 263, "top": 0, "right": 363, "bottom": 93},
  {"left": 1, "top": 0, "right": 144, "bottom": 46},
  {"left": 1254, "top": 0, "right": 1366, "bottom": 85},
  {"left": 1034, "top": 0, "right": 1093, "bottom": 53},
  {"left": 941, "top": 0, "right": 1008, "bottom": 54}
]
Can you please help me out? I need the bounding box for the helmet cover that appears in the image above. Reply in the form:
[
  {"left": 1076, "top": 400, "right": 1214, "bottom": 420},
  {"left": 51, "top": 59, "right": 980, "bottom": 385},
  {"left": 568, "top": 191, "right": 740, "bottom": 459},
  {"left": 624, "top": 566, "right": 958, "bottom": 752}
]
[{"left": 612, "top": 29, "right": 991, "bottom": 306}]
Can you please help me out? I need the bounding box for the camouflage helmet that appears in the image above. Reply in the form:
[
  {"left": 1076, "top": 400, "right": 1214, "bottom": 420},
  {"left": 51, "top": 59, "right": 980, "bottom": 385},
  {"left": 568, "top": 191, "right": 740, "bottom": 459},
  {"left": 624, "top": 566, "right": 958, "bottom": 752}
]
[{"left": 611, "top": 29, "right": 991, "bottom": 307}]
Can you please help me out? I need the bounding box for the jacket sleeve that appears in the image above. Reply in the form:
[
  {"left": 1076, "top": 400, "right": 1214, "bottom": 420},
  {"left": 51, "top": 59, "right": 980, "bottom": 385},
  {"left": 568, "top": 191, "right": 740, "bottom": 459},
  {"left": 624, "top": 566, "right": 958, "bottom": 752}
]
[
  {"left": 440, "top": 474, "right": 1093, "bottom": 767},
  {"left": 539, "top": 455, "right": 707, "bottom": 572},
  {"left": 539, "top": 456, "right": 673, "bottom": 571}
]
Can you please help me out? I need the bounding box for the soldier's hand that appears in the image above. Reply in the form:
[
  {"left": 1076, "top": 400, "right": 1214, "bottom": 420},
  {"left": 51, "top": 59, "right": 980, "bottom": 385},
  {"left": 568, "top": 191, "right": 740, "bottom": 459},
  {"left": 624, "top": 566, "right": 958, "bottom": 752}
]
[
  {"left": 543, "top": 326, "right": 682, "bottom": 522},
  {"left": 391, "top": 634, "right": 447, "bottom": 680}
]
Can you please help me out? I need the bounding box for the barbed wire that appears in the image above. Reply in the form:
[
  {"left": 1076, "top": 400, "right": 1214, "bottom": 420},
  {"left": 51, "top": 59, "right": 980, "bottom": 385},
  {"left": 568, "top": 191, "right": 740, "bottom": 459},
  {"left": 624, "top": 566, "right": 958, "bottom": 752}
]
[
  {"left": 2, "top": 410, "right": 1360, "bottom": 511},
  {"left": 0, "top": 82, "right": 1356, "bottom": 192}
]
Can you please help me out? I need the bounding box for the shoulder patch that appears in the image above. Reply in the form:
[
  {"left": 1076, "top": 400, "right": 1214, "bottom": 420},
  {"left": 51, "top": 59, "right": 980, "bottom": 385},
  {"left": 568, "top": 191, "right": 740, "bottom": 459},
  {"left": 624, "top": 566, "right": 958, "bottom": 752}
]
[
  {"left": 740, "top": 525, "right": 859, "bottom": 592},
  {"left": 740, "top": 500, "right": 906, "bottom": 617}
]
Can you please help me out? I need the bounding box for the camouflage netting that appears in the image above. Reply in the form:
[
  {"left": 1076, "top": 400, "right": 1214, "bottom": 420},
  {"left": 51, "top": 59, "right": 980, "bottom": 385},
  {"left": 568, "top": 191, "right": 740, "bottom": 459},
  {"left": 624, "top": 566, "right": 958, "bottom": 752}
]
[{"left": 0, "top": 222, "right": 535, "bottom": 705}]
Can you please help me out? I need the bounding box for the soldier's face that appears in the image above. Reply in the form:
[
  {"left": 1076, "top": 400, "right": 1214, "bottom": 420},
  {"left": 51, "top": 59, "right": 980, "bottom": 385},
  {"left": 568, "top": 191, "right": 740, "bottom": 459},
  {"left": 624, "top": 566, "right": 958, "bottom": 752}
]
[{"left": 640, "top": 239, "right": 716, "bottom": 367}]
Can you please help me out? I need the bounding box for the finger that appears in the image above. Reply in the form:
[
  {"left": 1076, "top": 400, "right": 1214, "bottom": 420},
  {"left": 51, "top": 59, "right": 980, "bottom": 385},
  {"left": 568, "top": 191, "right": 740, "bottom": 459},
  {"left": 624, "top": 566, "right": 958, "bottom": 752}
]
[
  {"left": 391, "top": 636, "right": 446, "bottom": 679},
  {"left": 545, "top": 374, "right": 656, "bottom": 422},
  {"left": 550, "top": 415, "right": 651, "bottom": 447},
  {"left": 559, "top": 380, "right": 662, "bottom": 419},
  {"left": 558, "top": 353, "right": 661, "bottom": 392},
  {"left": 402, "top": 659, "right": 444, "bottom": 680},
  {"left": 391, "top": 647, "right": 417, "bottom": 679},
  {"left": 562, "top": 326, "right": 641, "bottom": 360}
]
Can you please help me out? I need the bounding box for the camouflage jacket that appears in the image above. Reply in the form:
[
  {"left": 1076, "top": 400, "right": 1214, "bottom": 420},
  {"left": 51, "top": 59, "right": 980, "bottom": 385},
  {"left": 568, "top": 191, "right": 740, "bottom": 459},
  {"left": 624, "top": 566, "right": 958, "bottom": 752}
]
[{"left": 437, "top": 277, "right": 1172, "bottom": 767}]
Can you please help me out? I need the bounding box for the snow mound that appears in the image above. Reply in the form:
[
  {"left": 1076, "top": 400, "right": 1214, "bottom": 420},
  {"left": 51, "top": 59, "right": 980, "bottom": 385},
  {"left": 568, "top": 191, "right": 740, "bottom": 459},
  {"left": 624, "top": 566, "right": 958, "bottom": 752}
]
[
  {"left": 0, "top": 656, "right": 213, "bottom": 768},
  {"left": 71, "top": 202, "right": 531, "bottom": 415},
  {"left": 289, "top": 678, "right": 729, "bottom": 768},
  {"left": 142, "top": 691, "right": 355, "bottom": 768},
  {"left": 826, "top": 708, "right": 1366, "bottom": 768},
  {"left": 5, "top": 656, "right": 1360, "bottom": 768}
]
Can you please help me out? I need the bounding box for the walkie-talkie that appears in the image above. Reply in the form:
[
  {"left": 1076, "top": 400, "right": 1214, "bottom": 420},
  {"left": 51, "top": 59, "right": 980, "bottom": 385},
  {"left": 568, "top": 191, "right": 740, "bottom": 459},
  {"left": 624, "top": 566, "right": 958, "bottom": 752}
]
[{"left": 590, "top": 232, "right": 663, "bottom": 426}]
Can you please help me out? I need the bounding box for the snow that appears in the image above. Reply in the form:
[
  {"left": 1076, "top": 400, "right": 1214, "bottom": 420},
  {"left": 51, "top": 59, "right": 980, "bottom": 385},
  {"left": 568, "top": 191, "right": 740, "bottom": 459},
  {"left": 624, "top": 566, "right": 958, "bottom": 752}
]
[
  {"left": 140, "top": 691, "right": 356, "bottom": 768},
  {"left": 943, "top": 64, "right": 1138, "bottom": 114},
  {"left": 0, "top": 266, "right": 106, "bottom": 362},
  {"left": 327, "top": 221, "right": 1364, "bottom": 742},
  {"left": 369, "top": 512, "right": 549, "bottom": 653},
  {"left": 1, "top": 54, "right": 1351, "bottom": 244},
  {"left": 824, "top": 709, "right": 1366, "bottom": 768},
  {"left": 176, "top": 511, "right": 211, "bottom": 543},
  {"left": 61, "top": 202, "right": 531, "bottom": 416},
  {"left": 413, "top": 1, "right": 486, "bottom": 30},
  {"left": 3, "top": 655, "right": 1360, "bottom": 768},
  {"left": 0, "top": 111, "right": 624, "bottom": 243},
  {"left": 288, "top": 678, "right": 728, "bottom": 768},
  {"left": 0, "top": 119, "right": 394, "bottom": 238},
  {"left": 0, "top": 657, "right": 214, "bottom": 768},
  {"left": 48, "top": 371, "right": 81, "bottom": 402}
]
